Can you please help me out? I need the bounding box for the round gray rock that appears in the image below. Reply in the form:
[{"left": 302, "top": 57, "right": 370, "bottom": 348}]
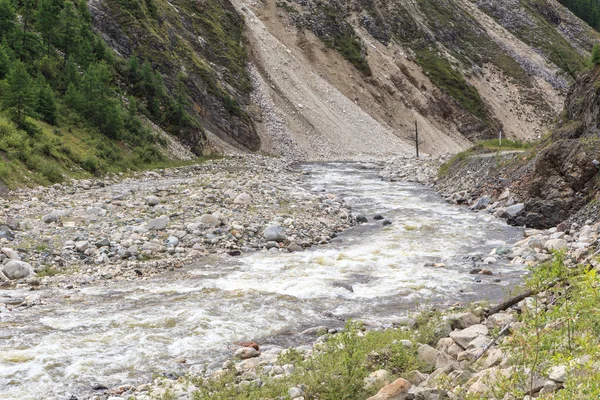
[
  {"left": 145, "top": 196, "right": 160, "bottom": 206},
  {"left": 148, "top": 216, "right": 169, "bottom": 230},
  {"left": 263, "top": 225, "right": 286, "bottom": 242},
  {"left": 199, "top": 214, "right": 220, "bottom": 227},
  {"left": 233, "top": 193, "right": 252, "bottom": 205},
  {"left": 2, "top": 260, "right": 35, "bottom": 280}
]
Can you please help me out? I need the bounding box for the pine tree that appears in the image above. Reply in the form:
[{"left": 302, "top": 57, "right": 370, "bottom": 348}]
[
  {"left": 169, "top": 72, "right": 189, "bottom": 132},
  {"left": 80, "top": 62, "right": 123, "bottom": 138},
  {"left": 19, "top": 0, "right": 38, "bottom": 59},
  {"left": 0, "top": 0, "right": 15, "bottom": 41},
  {"left": 58, "top": 1, "right": 78, "bottom": 64},
  {"left": 2, "top": 60, "right": 35, "bottom": 127},
  {"left": 63, "top": 81, "right": 80, "bottom": 108},
  {"left": 35, "top": 81, "right": 57, "bottom": 124},
  {"left": 0, "top": 42, "right": 11, "bottom": 79},
  {"left": 36, "top": 0, "right": 60, "bottom": 55},
  {"left": 591, "top": 43, "right": 600, "bottom": 66}
]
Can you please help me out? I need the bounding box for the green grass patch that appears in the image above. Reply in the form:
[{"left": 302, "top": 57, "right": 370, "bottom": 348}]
[
  {"left": 0, "top": 113, "right": 218, "bottom": 189},
  {"left": 437, "top": 147, "right": 477, "bottom": 177},
  {"left": 478, "top": 138, "right": 535, "bottom": 150},
  {"left": 309, "top": 4, "right": 372, "bottom": 76},
  {"left": 191, "top": 315, "right": 445, "bottom": 399}
]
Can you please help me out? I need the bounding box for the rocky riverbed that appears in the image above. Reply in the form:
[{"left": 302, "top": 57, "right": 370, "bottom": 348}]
[
  {"left": 0, "top": 155, "right": 356, "bottom": 289},
  {"left": 100, "top": 157, "right": 600, "bottom": 400}
]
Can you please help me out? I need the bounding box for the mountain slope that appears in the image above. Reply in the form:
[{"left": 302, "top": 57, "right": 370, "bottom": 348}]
[
  {"left": 229, "top": 0, "right": 598, "bottom": 158},
  {"left": 52, "top": 0, "right": 600, "bottom": 160},
  {"left": 1, "top": 0, "right": 597, "bottom": 189}
]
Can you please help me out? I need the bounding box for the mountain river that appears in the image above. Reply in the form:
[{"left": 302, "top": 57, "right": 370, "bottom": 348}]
[{"left": 0, "top": 162, "right": 525, "bottom": 399}]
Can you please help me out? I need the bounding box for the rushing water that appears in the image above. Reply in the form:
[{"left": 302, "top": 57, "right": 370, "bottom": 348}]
[{"left": 0, "top": 163, "right": 524, "bottom": 399}]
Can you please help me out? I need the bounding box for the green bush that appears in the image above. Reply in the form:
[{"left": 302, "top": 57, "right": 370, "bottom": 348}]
[{"left": 416, "top": 48, "right": 487, "bottom": 121}]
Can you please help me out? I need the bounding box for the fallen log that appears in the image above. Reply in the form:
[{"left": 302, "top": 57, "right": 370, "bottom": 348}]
[{"left": 483, "top": 279, "right": 563, "bottom": 317}]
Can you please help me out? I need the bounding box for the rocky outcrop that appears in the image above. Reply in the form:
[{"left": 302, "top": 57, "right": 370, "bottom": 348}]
[{"left": 438, "top": 66, "right": 600, "bottom": 229}]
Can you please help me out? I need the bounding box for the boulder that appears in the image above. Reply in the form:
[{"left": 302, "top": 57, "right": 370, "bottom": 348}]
[
  {"left": 545, "top": 239, "right": 568, "bottom": 252},
  {"left": 288, "top": 387, "right": 304, "bottom": 399},
  {"left": 471, "top": 196, "right": 491, "bottom": 211},
  {"left": 486, "top": 313, "right": 515, "bottom": 328},
  {"left": 417, "top": 344, "right": 439, "bottom": 370},
  {"left": 404, "top": 370, "right": 426, "bottom": 386},
  {"left": 234, "top": 347, "right": 260, "bottom": 360},
  {"left": 449, "top": 324, "right": 489, "bottom": 349},
  {"left": 356, "top": 215, "right": 368, "bottom": 223},
  {"left": 506, "top": 203, "right": 524, "bottom": 217},
  {"left": 145, "top": 196, "right": 160, "bottom": 206},
  {"left": 2, "top": 260, "right": 35, "bottom": 280},
  {"left": 1, "top": 248, "right": 20, "bottom": 260},
  {"left": 95, "top": 238, "right": 110, "bottom": 247},
  {"left": 367, "top": 378, "right": 411, "bottom": 400},
  {"left": 548, "top": 365, "right": 567, "bottom": 383},
  {"left": 42, "top": 213, "right": 59, "bottom": 224},
  {"left": 141, "top": 241, "right": 163, "bottom": 252},
  {"left": 233, "top": 193, "right": 252, "bottom": 205},
  {"left": 287, "top": 243, "right": 303, "bottom": 253},
  {"left": 148, "top": 216, "right": 169, "bottom": 230},
  {"left": 75, "top": 241, "right": 89, "bottom": 252},
  {"left": 263, "top": 225, "right": 286, "bottom": 242},
  {"left": 364, "top": 370, "right": 392, "bottom": 389},
  {"left": 199, "top": 214, "right": 220, "bottom": 227},
  {"left": 454, "top": 312, "right": 480, "bottom": 329}
]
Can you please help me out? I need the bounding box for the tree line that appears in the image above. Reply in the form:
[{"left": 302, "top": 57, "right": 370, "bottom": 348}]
[
  {"left": 558, "top": 0, "right": 600, "bottom": 32},
  {"left": 0, "top": 0, "right": 196, "bottom": 146}
]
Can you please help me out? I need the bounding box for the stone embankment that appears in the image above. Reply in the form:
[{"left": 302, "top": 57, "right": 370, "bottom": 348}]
[{"left": 0, "top": 156, "right": 357, "bottom": 288}]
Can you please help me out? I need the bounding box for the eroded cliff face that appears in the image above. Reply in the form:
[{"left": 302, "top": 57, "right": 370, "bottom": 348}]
[
  {"left": 89, "top": 0, "right": 599, "bottom": 159},
  {"left": 436, "top": 66, "right": 600, "bottom": 229},
  {"left": 509, "top": 67, "right": 600, "bottom": 228}
]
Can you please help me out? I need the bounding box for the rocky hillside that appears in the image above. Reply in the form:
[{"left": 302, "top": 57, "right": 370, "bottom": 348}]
[
  {"left": 86, "top": 0, "right": 599, "bottom": 159},
  {"left": 436, "top": 65, "right": 600, "bottom": 229},
  {"left": 88, "top": 0, "right": 261, "bottom": 153}
]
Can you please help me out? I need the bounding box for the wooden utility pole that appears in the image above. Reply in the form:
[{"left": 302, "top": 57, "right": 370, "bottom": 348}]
[{"left": 415, "top": 120, "right": 419, "bottom": 158}]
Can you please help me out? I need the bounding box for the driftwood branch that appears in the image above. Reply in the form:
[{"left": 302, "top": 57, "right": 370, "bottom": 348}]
[{"left": 483, "top": 279, "right": 563, "bottom": 317}]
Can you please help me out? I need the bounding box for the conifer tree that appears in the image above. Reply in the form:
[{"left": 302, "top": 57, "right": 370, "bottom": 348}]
[
  {"left": 58, "top": 1, "right": 78, "bottom": 64},
  {"left": 2, "top": 60, "right": 35, "bottom": 127},
  {"left": 80, "top": 62, "right": 123, "bottom": 138},
  {"left": 0, "top": 0, "right": 15, "bottom": 41},
  {"left": 35, "top": 81, "right": 57, "bottom": 124},
  {"left": 170, "top": 72, "right": 189, "bottom": 132},
  {"left": 36, "top": 0, "right": 60, "bottom": 55},
  {"left": 0, "top": 42, "right": 11, "bottom": 79}
]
